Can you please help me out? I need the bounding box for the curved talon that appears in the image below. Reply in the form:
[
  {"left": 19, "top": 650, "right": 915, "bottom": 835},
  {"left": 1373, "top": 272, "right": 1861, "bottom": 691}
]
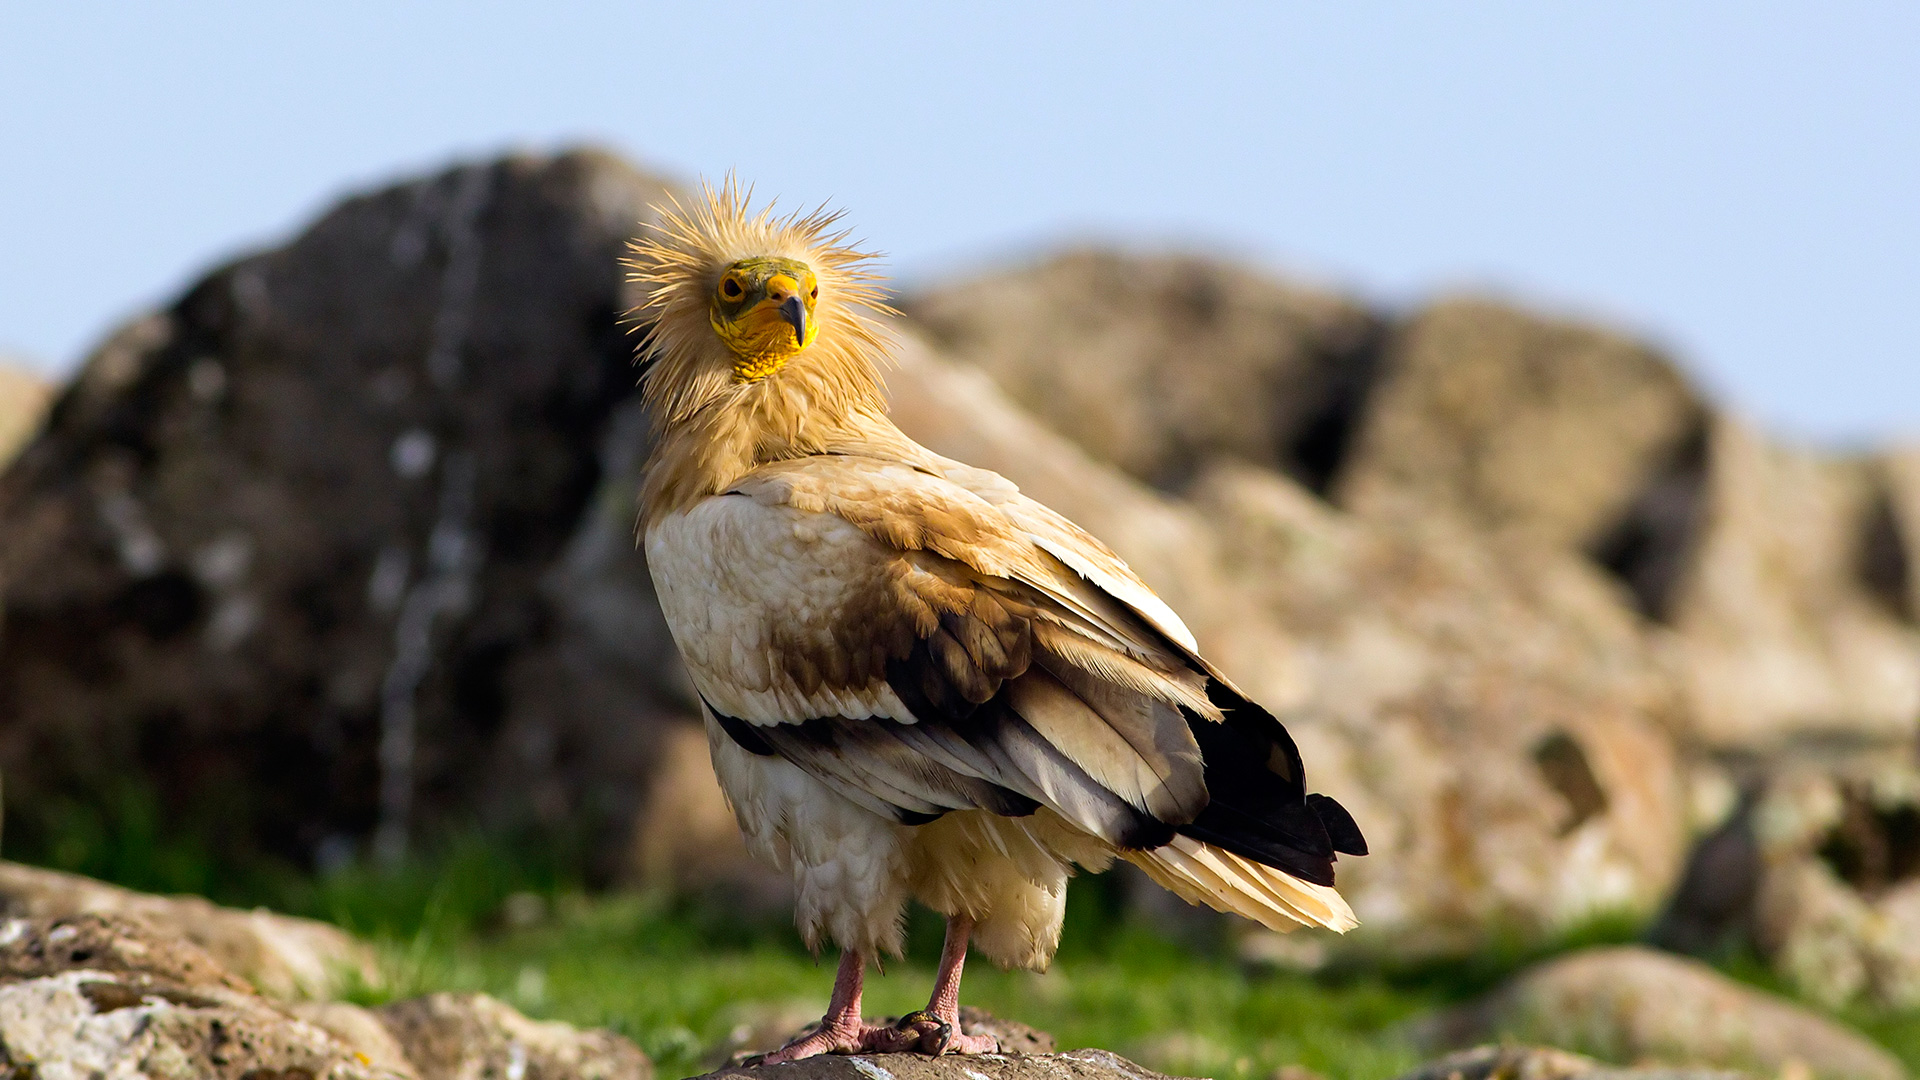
[{"left": 894, "top": 1009, "right": 954, "bottom": 1054}]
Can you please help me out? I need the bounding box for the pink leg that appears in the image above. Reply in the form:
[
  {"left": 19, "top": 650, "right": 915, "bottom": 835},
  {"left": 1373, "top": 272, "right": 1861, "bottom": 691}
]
[
  {"left": 757, "top": 950, "right": 919, "bottom": 1063},
  {"left": 895, "top": 915, "right": 998, "bottom": 1055}
]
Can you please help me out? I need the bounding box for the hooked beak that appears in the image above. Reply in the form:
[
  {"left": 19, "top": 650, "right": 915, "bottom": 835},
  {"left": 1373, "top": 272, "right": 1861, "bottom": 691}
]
[{"left": 777, "top": 293, "right": 808, "bottom": 346}]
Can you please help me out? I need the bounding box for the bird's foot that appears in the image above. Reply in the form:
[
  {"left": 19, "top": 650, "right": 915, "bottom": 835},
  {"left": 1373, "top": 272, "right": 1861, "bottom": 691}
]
[
  {"left": 893, "top": 1010, "right": 999, "bottom": 1055},
  {"left": 751, "top": 1018, "right": 920, "bottom": 1064}
]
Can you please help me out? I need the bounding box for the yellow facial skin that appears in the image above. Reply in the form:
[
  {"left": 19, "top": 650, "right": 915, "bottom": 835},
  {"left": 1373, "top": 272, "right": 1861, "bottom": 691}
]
[{"left": 710, "top": 257, "right": 821, "bottom": 382}]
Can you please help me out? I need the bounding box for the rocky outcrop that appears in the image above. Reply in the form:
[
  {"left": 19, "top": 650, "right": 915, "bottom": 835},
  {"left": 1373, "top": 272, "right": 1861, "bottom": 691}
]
[
  {"left": 1421, "top": 946, "right": 1906, "bottom": 1080},
  {"left": 377, "top": 992, "right": 651, "bottom": 1080},
  {"left": 0, "top": 860, "right": 379, "bottom": 1000},
  {"left": 0, "top": 913, "right": 388, "bottom": 1079},
  {"left": 1656, "top": 420, "right": 1920, "bottom": 750},
  {"left": 0, "top": 913, "right": 255, "bottom": 996},
  {"left": 1658, "top": 753, "right": 1920, "bottom": 1009},
  {"left": 0, "top": 150, "right": 692, "bottom": 877},
  {"left": 1333, "top": 299, "right": 1708, "bottom": 558},
  {"left": 0, "top": 903, "right": 648, "bottom": 1079},
  {"left": 0, "top": 969, "right": 391, "bottom": 1080},
  {"left": 900, "top": 250, "right": 1379, "bottom": 491},
  {"left": 1325, "top": 300, "right": 1920, "bottom": 753}
]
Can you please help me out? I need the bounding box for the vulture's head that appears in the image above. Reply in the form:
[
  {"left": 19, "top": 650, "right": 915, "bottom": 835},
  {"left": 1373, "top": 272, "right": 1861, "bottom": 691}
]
[{"left": 627, "top": 179, "right": 894, "bottom": 424}]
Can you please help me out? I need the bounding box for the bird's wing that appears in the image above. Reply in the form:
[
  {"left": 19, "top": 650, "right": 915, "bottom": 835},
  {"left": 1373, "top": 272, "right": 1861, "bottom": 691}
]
[
  {"left": 648, "top": 451, "right": 1362, "bottom": 926},
  {"left": 919, "top": 456, "right": 1203, "bottom": 654}
]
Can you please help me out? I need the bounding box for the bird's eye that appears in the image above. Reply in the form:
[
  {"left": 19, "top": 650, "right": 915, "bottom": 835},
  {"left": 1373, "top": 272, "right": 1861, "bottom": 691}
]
[
  {"left": 720, "top": 277, "right": 744, "bottom": 300},
  {"left": 810, "top": 285, "right": 819, "bottom": 300}
]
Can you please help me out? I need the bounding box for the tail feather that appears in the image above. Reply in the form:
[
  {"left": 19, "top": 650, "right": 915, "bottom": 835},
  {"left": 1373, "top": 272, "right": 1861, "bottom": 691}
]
[{"left": 1125, "top": 834, "right": 1359, "bottom": 934}]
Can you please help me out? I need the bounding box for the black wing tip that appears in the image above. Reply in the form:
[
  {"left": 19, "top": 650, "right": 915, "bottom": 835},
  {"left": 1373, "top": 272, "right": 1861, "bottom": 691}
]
[
  {"left": 1173, "top": 682, "right": 1367, "bottom": 887},
  {"left": 1115, "top": 817, "right": 1177, "bottom": 852},
  {"left": 710, "top": 704, "right": 778, "bottom": 756},
  {"left": 1308, "top": 793, "right": 1368, "bottom": 857},
  {"left": 1175, "top": 821, "right": 1338, "bottom": 887}
]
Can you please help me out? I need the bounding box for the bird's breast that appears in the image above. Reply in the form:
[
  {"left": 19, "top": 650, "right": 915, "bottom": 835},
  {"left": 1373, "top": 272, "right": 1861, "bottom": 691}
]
[{"left": 644, "top": 497, "right": 917, "bottom": 726}]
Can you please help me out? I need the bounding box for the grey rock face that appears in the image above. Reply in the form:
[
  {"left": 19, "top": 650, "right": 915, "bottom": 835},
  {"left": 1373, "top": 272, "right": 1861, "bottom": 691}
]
[{"left": 0, "top": 879, "right": 649, "bottom": 1080}]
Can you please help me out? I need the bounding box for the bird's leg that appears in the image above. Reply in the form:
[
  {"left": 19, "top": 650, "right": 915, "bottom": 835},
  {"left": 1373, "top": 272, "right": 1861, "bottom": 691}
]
[
  {"left": 757, "top": 949, "right": 918, "bottom": 1063},
  {"left": 894, "top": 914, "right": 999, "bottom": 1055}
]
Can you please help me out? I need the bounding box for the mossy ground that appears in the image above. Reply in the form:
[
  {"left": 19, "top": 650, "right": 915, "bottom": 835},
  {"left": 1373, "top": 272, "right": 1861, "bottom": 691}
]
[{"left": 20, "top": 828, "right": 1920, "bottom": 1080}]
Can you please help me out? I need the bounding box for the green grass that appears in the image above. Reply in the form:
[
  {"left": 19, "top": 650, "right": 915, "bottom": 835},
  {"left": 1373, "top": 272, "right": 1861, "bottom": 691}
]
[
  {"left": 187, "top": 839, "right": 1443, "bottom": 1079},
  {"left": 262, "top": 842, "right": 1664, "bottom": 1080},
  {"left": 336, "top": 888, "right": 1437, "bottom": 1080},
  {"left": 276, "top": 847, "right": 1920, "bottom": 1080},
  {"left": 20, "top": 821, "right": 1920, "bottom": 1080}
]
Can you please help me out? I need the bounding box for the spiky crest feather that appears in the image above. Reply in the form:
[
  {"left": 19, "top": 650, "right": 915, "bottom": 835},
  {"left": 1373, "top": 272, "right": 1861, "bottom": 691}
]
[{"left": 626, "top": 178, "right": 899, "bottom": 521}]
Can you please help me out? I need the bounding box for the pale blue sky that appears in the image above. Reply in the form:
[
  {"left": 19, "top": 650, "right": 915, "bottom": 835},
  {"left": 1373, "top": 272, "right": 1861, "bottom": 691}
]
[{"left": 2, "top": 3, "right": 1915, "bottom": 442}]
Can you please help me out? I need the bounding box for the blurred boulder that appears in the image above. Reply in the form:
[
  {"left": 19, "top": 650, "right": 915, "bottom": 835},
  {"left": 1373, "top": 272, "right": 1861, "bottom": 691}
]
[
  {"left": 1657, "top": 420, "right": 1920, "bottom": 750},
  {"left": 1395, "top": 1044, "right": 1745, "bottom": 1080},
  {"left": 1335, "top": 299, "right": 1708, "bottom": 561},
  {"left": 377, "top": 992, "right": 652, "bottom": 1080},
  {"left": 0, "top": 912, "right": 254, "bottom": 995},
  {"left": 0, "top": 149, "right": 696, "bottom": 877},
  {"left": 0, "top": 362, "right": 52, "bottom": 467},
  {"left": 1660, "top": 753, "right": 1920, "bottom": 1009},
  {"left": 1328, "top": 300, "right": 1920, "bottom": 752},
  {"left": 1419, "top": 945, "right": 1905, "bottom": 1080},
  {"left": 0, "top": 859, "right": 379, "bottom": 999},
  {"left": 1878, "top": 447, "right": 1920, "bottom": 624},
  {"left": 900, "top": 250, "right": 1380, "bottom": 491},
  {"left": 289, "top": 999, "right": 424, "bottom": 1078}
]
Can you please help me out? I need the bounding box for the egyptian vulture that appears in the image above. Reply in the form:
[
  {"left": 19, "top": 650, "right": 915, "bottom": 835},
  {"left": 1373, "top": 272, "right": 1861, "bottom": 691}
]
[{"left": 630, "top": 183, "right": 1366, "bottom": 1061}]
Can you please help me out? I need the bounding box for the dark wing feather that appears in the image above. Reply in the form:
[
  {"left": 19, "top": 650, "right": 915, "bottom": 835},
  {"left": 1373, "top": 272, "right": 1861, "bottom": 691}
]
[{"left": 1172, "top": 682, "right": 1346, "bottom": 887}]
